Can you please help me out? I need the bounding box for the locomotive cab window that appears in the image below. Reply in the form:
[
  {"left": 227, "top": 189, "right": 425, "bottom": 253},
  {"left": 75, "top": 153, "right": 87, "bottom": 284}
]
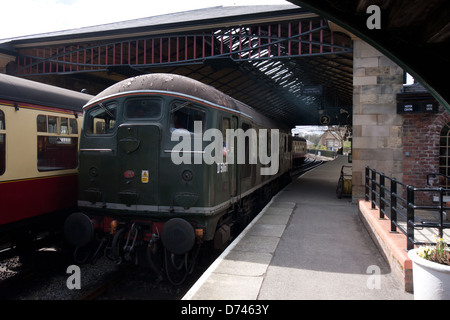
[
  {"left": 170, "top": 102, "right": 206, "bottom": 133},
  {"left": 85, "top": 102, "right": 117, "bottom": 135},
  {"left": 0, "top": 110, "right": 5, "bottom": 175},
  {"left": 125, "top": 98, "right": 162, "bottom": 119}
]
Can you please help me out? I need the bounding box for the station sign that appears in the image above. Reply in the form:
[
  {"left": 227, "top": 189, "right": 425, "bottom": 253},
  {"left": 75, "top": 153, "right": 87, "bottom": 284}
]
[
  {"left": 396, "top": 100, "right": 439, "bottom": 114},
  {"left": 319, "top": 115, "right": 331, "bottom": 125},
  {"left": 302, "top": 85, "right": 323, "bottom": 96},
  {"left": 396, "top": 89, "right": 439, "bottom": 114}
]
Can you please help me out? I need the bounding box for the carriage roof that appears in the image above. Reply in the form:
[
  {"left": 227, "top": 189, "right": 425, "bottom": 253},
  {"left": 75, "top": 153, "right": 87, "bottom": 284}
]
[{"left": 0, "top": 73, "right": 92, "bottom": 111}]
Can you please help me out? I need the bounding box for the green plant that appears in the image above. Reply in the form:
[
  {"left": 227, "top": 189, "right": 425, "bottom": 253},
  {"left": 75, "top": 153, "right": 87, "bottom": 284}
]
[{"left": 417, "top": 237, "right": 450, "bottom": 266}]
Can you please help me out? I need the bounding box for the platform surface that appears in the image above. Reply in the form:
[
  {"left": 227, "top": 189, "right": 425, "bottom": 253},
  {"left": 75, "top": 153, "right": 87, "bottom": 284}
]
[{"left": 183, "top": 156, "right": 413, "bottom": 300}]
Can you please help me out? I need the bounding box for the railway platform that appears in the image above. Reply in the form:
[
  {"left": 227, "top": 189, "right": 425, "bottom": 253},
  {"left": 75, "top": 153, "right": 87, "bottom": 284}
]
[{"left": 183, "top": 156, "right": 413, "bottom": 300}]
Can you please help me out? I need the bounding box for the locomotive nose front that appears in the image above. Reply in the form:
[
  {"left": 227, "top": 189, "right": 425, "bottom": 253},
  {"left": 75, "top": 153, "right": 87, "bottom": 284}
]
[{"left": 77, "top": 98, "right": 161, "bottom": 214}]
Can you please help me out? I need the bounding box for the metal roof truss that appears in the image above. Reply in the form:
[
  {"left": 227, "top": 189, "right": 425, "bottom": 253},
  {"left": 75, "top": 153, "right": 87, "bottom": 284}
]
[{"left": 10, "top": 17, "right": 353, "bottom": 127}]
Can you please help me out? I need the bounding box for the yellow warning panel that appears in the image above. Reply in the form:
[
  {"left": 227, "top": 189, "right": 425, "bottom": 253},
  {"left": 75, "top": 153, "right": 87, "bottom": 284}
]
[{"left": 141, "top": 170, "right": 149, "bottom": 183}]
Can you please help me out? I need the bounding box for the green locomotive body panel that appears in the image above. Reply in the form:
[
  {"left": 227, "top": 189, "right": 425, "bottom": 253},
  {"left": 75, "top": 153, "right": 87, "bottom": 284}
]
[{"left": 76, "top": 74, "right": 291, "bottom": 243}]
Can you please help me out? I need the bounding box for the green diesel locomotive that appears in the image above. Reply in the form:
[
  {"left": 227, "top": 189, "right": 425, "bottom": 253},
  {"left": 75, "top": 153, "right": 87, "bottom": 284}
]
[{"left": 64, "top": 73, "right": 293, "bottom": 283}]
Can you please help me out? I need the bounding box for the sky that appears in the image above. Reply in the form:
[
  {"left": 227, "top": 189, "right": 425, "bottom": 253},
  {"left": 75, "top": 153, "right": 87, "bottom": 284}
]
[{"left": 1, "top": 0, "right": 291, "bottom": 40}]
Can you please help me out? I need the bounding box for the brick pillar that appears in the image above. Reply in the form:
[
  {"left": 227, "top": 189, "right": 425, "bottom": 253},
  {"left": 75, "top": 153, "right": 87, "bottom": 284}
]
[{"left": 352, "top": 39, "right": 405, "bottom": 199}]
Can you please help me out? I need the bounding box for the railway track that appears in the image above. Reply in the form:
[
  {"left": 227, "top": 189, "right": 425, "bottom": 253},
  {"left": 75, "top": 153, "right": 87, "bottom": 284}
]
[{"left": 291, "top": 158, "right": 325, "bottom": 177}]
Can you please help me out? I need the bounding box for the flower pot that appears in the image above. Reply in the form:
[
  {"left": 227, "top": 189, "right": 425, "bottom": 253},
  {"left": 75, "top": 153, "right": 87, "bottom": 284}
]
[{"left": 408, "top": 248, "right": 450, "bottom": 300}]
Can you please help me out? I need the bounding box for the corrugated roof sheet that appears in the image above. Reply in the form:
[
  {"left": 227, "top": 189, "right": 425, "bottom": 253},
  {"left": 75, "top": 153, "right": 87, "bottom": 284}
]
[{"left": 1, "top": 5, "right": 300, "bottom": 43}]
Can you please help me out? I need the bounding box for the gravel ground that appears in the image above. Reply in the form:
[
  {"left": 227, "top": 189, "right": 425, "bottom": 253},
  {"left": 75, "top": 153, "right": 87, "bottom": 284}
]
[
  {"left": 1, "top": 249, "right": 120, "bottom": 300},
  {"left": 19, "top": 257, "right": 120, "bottom": 300},
  {"left": 1, "top": 238, "right": 220, "bottom": 300},
  {"left": 0, "top": 256, "right": 20, "bottom": 281},
  {"left": 1, "top": 253, "right": 202, "bottom": 300}
]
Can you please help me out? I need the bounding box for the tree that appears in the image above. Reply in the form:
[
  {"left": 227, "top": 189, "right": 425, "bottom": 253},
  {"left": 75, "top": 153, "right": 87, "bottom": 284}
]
[{"left": 324, "top": 125, "right": 351, "bottom": 151}]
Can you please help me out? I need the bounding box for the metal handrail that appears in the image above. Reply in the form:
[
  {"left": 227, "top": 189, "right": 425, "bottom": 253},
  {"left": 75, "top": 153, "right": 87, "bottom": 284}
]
[{"left": 365, "top": 167, "right": 450, "bottom": 250}]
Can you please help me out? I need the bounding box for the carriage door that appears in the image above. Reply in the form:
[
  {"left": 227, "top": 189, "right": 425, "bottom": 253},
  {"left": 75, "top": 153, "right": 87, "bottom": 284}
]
[{"left": 117, "top": 98, "right": 161, "bottom": 212}]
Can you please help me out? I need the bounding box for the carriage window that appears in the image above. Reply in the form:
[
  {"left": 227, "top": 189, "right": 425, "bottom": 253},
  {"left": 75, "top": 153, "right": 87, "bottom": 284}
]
[
  {"left": 70, "top": 118, "right": 78, "bottom": 134},
  {"left": 125, "top": 98, "right": 162, "bottom": 119},
  {"left": 37, "top": 115, "right": 78, "bottom": 135},
  {"left": 85, "top": 102, "right": 117, "bottom": 135},
  {"left": 0, "top": 110, "right": 5, "bottom": 175},
  {"left": 0, "top": 111, "right": 4, "bottom": 130},
  {"left": 37, "top": 115, "right": 47, "bottom": 132},
  {"left": 170, "top": 102, "right": 206, "bottom": 133},
  {"left": 37, "top": 136, "right": 78, "bottom": 171},
  {"left": 37, "top": 114, "right": 79, "bottom": 172},
  {"left": 60, "top": 117, "right": 69, "bottom": 134},
  {"left": 48, "top": 116, "right": 57, "bottom": 133}
]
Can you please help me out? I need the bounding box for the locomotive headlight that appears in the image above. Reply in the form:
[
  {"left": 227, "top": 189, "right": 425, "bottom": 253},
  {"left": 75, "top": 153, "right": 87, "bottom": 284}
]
[
  {"left": 124, "top": 170, "right": 135, "bottom": 179},
  {"left": 181, "top": 170, "right": 193, "bottom": 182},
  {"left": 195, "top": 228, "right": 204, "bottom": 239},
  {"left": 110, "top": 220, "right": 119, "bottom": 234}
]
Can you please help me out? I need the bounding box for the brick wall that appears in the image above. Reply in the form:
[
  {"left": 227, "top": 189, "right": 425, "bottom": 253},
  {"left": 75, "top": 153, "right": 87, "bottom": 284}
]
[
  {"left": 402, "top": 108, "right": 450, "bottom": 204},
  {"left": 351, "top": 39, "right": 450, "bottom": 205}
]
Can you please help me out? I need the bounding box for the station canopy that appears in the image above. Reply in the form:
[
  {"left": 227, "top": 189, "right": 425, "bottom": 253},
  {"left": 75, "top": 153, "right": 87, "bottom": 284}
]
[{"left": 0, "top": 5, "right": 354, "bottom": 128}]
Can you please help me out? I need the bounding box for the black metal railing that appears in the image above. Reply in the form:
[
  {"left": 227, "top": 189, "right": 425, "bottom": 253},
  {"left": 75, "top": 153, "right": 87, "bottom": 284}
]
[{"left": 365, "top": 167, "right": 450, "bottom": 250}]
